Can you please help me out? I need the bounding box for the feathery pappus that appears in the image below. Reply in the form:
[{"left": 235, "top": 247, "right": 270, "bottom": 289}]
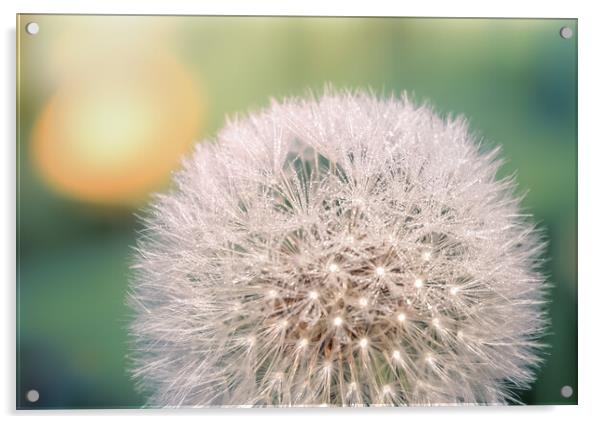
[{"left": 128, "top": 89, "right": 548, "bottom": 407}]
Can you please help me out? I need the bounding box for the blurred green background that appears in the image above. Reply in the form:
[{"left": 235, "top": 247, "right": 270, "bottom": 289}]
[{"left": 16, "top": 16, "right": 577, "bottom": 408}]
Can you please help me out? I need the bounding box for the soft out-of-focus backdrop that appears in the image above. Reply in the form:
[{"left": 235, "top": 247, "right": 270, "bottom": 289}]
[{"left": 17, "top": 16, "right": 577, "bottom": 408}]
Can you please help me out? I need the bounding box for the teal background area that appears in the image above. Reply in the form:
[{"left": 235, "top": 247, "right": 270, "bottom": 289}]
[{"left": 17, "top": 16, "right": 577, "bottom": 408}]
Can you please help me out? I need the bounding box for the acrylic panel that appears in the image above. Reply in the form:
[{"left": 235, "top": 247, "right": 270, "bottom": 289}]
[{"left": 16, "top": 15, "right": 577, "bottom": 408}]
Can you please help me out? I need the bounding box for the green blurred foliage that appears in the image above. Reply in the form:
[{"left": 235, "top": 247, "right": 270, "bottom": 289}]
[{"left": 17, "top": 16, "right": 577, "bottom": 408}]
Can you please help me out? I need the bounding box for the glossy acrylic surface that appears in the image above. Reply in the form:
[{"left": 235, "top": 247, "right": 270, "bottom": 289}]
[{"left": 17, "top": 15, "right": 577, "bottom": 408}]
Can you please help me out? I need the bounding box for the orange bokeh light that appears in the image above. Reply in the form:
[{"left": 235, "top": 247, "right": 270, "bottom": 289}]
[{"left": 31, "top": 53, "right": 203, "bottom": 205}]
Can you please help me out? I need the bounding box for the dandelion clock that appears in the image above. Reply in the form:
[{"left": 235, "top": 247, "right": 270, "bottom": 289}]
[
  {"left": 129, "top": 90, "right": 549, "bottom": 407},
  {"left": 17, "top": 15, "right": 577, "bottom": 409}
]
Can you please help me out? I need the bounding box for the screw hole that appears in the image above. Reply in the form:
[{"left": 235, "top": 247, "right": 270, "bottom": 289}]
[
  {"left": 25, "top": 22, "right": 39, "bottom": 35},
  {"left": 560, "top": 385, "right": 573, "bottom": 398},
  {"left": 559, "top": 26, "right": 573, "bottom": 39},
  {"left": 26, "top": 389, "right": 39, "bottom": 403}
]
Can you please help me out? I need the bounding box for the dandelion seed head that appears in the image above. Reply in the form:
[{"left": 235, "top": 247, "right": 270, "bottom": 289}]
[{"left": 129, "top": 88, "right": 548, "bottom": 407}]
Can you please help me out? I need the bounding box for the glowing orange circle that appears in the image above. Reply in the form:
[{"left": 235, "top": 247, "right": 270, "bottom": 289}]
[{"left": 31, "top": 54, "right": 203, "bottom": 205}]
